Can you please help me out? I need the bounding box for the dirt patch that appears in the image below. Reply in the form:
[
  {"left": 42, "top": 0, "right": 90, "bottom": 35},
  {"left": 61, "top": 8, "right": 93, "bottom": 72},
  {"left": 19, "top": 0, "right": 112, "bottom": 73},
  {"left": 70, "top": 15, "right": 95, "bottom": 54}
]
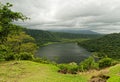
[
  {"left": 58, "top": 69, "right": 67, "bottom": 74},
  {"left": 118, "top": 73, "right": 120, "bottom": 76},
  {"left": 58, "top": 69, "right": 77, "bottom": 74},
  {"left": 89, "top": 74, "right": 110, "bottom": 82}
]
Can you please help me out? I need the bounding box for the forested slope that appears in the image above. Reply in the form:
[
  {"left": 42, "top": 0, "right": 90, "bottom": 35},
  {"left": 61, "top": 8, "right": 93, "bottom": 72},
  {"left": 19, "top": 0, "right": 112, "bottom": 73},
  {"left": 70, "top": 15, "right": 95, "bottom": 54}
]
[
  {"left": 52, "top": 32, "right": 102, "bottom": 39},
  {"left": 25, "top": 29, "right": 102, "bottom": 46},
  {"left": 25, "top": 29, "right": 59, "bottom": 46},
  {"left": 78, "top": 33, "right": 120, "bottom": 59}
]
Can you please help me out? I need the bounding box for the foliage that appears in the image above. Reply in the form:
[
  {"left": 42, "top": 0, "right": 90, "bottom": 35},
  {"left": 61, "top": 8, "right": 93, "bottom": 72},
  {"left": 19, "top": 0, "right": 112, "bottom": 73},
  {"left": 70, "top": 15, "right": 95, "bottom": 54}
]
[
  {"left": 0, "top": 2, "right": 28, "bottom": 41},
  {"left": 79, "top": 56, "right": 99, "bottom": 71},
  {"left": 98, "top": 57, "right": 113, "bottom": 68},
  {"left": 53, "top": 32, "right": 102, "bottom": 39},
  {"left": 25, "top": 29, "right": 102, "bottom": 46},
  {"left": 78, "top": 33, "right": 120, "bottom": 59},
  {"left": 58, "top": 56, "right": 116, "bottom": 73},
  {"left": 0, "top": 2, "right": 37, "bottom": 61},
  {"left": 25, "top": 29, "right": 60, "bottom": 46},
  {"left": 58, "top": 62, "right": 78, "bottom": 74},
  {"left": 0, "top": 31, "right": 38, "bottom": 61},
  {"left": 19, "top": 52, "right": 33, "bottom": 60},
  {"left": 4, "top": 53, "right": 15, "bottom": 61}
]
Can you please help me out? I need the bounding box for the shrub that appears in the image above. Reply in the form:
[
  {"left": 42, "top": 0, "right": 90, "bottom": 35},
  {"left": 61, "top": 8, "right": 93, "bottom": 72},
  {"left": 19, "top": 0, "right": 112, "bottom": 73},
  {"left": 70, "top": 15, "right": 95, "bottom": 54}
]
[
  {"left": 111, "top": 60, "right": 120, "bottom": 66},
  {"left": 58, "top": 62, "right": 78, "bottom": 74},
  {"left": 98, "top": 57, "right": 112, "bottom": 68},
  {"left": 0, "top": 52, "right": 4, "bottom": 61},
  {"left": 19, "top": 52, "right": 33, "bottom": 60},
  {"left": 4, "top": 53, "right": 15, "bottom": 61},
  {"left": 79, "top": 56, "right": 99, "bottom": 71}
]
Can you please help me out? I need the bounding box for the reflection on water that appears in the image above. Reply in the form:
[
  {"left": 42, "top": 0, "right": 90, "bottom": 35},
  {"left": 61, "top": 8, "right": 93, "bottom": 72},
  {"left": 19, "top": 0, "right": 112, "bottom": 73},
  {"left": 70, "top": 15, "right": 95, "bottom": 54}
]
[{"left": 36, "top": 43, "right": 91, "bottom": 64}]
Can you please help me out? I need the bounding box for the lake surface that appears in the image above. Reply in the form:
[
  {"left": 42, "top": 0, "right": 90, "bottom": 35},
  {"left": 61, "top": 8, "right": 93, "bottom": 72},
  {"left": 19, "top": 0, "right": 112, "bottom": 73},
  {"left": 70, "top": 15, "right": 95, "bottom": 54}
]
[{"left": 36, "top": 43, "right": 91, "bottom": 64}]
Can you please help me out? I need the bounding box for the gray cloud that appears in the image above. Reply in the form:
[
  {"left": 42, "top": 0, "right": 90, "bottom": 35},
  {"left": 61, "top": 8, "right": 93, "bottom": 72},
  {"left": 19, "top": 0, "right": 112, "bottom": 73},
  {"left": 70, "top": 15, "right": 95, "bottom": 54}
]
[{"left": 1, "top": 0, "right": 120, "bottom": 33}]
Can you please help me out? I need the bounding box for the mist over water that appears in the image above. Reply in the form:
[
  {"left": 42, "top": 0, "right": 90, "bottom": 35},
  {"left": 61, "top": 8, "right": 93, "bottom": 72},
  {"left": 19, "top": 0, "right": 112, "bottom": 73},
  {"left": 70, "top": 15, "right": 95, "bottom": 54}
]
[{"left": 36, "top": 43, "right": 91, "bottom": 64}]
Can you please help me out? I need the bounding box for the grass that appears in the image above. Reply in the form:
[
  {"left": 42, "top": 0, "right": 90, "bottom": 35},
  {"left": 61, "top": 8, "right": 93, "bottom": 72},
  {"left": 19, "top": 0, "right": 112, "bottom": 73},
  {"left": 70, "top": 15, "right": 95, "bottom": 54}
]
[
  {"left": 41, "top": 38, "right": 88, "bottom": 46},
  {"left": 60, "top": 38, "right": 89, "bottom": 43},
  {"left": 78, "top": 64, "right": 120, "bottom": 82},
  {"left": 41, "top": 42, "right": 59, "bottom": 46},
  {"left": 107, "top": 64, "right": 120, "bottom": 82},
  {"left": 0, "top": 61, "right": 87, "bottom": 82},
  {"left": 0, "top": 61, "right": 120, "bottom": 82}
]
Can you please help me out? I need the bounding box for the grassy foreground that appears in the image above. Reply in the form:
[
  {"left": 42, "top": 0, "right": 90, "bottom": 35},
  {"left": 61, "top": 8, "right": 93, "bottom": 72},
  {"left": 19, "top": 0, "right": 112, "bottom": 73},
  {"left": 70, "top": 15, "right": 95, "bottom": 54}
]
[
  {"left": 0, "top": 61, "right": 120, "bottom": 82},
  {"left": 0, "top": 61, "right": 87, "bottom": 82}
]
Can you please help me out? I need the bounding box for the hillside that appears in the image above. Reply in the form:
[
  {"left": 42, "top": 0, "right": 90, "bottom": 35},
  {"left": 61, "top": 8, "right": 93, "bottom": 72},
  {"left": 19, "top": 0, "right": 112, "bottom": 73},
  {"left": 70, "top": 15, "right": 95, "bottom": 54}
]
[
  {"left": 25, "top": 29, "right": 59, "bottom": 46},
  {"left": 48, "top": 29, "right": 99, "bottom": 34},
  {"left": 0, "top": 61, "right": 120, "bottom": 82},
  {"left": 25, "top": 29, "right": 102, "bottom": 46},
  {"left": 78, "top": 33, "right": 120, "bottom": 59},
  {"left": 52, "top": 32, "right": 102, "bottom": 39}
]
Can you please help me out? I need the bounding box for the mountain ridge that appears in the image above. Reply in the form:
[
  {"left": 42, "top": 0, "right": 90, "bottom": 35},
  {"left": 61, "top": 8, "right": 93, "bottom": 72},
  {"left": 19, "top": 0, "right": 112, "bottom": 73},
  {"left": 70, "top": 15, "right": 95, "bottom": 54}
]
[{"left": 47, "top": 29, "right": 100, "bottom": 34}]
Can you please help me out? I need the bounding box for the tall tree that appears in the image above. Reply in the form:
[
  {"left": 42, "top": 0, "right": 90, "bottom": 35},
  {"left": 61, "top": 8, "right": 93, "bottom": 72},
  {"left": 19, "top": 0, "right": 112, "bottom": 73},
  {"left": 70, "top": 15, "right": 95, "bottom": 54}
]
[
  {"left": 0, "top": 2, "right": 28, "bottom": 42},
  {"left": 0, "top": 2, "right": 37, "bottom": 61}
]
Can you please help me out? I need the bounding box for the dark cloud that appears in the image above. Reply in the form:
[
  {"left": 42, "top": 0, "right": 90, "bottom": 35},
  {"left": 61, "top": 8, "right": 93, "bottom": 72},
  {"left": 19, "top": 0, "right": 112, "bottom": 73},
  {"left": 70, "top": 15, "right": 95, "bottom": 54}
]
[{"left": 1, "top": 0, "right": 120, "bottom": 33}]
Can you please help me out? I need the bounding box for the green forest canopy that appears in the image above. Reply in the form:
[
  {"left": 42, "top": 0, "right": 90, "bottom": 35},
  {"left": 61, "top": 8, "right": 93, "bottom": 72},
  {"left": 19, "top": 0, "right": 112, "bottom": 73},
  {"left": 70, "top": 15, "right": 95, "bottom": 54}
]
[{"left": 78, "top": 33, "right": 120, "bottom": 59}]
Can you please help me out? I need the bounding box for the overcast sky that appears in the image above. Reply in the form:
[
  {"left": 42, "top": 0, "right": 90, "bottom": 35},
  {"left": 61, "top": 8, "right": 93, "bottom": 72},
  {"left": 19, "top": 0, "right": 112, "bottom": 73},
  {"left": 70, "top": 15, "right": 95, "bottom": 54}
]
[{"left": 1, "top": 0, "right": 120, "bottom": 33}]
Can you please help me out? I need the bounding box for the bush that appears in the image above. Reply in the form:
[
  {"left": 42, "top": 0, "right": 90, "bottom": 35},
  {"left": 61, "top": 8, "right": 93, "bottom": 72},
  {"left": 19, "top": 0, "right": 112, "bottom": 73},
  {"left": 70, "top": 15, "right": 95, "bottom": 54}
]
[
  {"left": 58, "top": 62, "right": 78, "bottom": 74},
  {"left": 79, "top": 56, "right": 99, "bottom": 71},
  {"left": 111, "top": 60, "right": 120, "bottom": 66},
  {"left": 0, "top": 53, "right": 4, "bottom": 61},
  {"left": 4, "top": 53, "right": 15, "bottom": 61},
  {"left": 98, "top": 57, "right": 112, "bottom": 68},
  {"left": 19, "top": 52, "right": 34, "bottom": 60}
]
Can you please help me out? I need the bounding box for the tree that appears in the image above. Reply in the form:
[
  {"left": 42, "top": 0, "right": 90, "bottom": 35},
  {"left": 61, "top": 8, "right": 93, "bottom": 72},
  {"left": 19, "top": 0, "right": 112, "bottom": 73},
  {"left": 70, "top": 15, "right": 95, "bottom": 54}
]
[
  {"left": 0, "top": 2, "right": 37, "bottom": 61},
  {"left": 0, "top": 2, "right": 28, "bottom": 42},
  {"left": 5, "top": 32, "right": 37, "bottom": 53},
  {"left": 3, "top": 32, "right": 38, "bottom": 60}
]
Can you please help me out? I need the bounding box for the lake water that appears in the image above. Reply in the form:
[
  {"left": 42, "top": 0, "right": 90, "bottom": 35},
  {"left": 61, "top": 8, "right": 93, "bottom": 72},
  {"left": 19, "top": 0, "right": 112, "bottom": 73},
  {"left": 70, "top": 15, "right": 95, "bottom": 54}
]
[{"left": 36, "top": 43, "right": 91, "bottom": 64}]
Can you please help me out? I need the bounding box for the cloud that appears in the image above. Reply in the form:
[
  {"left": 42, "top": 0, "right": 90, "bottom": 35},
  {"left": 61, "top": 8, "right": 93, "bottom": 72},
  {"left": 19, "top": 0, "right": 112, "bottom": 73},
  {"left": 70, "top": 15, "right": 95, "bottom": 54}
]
[{"left": 1, "top": 0, "right": 120, "bottom": 33}]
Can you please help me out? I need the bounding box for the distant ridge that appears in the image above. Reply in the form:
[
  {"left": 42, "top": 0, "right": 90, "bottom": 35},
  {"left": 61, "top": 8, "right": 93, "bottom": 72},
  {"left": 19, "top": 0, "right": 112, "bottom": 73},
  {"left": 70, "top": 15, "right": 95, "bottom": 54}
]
[{"left": 47, "top": 29, "right": 100, "bottom": 34}]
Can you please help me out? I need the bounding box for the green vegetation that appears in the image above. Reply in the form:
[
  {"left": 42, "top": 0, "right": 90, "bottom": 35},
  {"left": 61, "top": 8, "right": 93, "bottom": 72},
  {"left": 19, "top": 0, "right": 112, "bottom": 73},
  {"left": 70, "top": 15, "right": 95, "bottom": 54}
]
[
  {"left": 107, "top": 64, "right": 120, "bottom": 82},
  {"left": 78, "top": 33, "right": 120, "bottom": 59},
  {"left": 0, "top": 60, "right": 120, "bottom": 82},
  {"left": 0, "top": 61, "right": 87, "bottom": 82},
  {"left": 58, "top": 62, "right": 78, "bottom": 74},
  {"left": 57, "top": 56, "right": 117, "bottom": 74},
  {"left": 0, "top": 2, "right": 37, "bottom": 61},
  {"left": 0, "top": 2, "right": 120, "bottom": 82},
  {"left": 25, "top": 29, "right": 59, "bottom": 46},
  {"left": 25, "top": 29, "right": 102, "bottom": 46},
  {"left": 98, "top": 57, "right": 113, "bottom": 68},
  {"left": 79, "top": 56, "right": 99, "bottom": 71},
  {"left": 0, "top": 2, "right": 27, "bottom": 40},
  {"left": 52, "top": 32, "right": 102, "bottom": 39}
]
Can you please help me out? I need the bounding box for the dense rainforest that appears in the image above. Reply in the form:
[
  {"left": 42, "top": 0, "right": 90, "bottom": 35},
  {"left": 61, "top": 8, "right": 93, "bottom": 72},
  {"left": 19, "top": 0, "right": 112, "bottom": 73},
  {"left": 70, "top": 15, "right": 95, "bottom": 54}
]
[
  {"left": 78, "top": 33, "right": 120, "bottom": 59},
  {"left": 25, "top": 29, "right": 59, "bottom": 46},
  {"left": 25, "top": 29, "right": 102, "bottom": 46}
]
